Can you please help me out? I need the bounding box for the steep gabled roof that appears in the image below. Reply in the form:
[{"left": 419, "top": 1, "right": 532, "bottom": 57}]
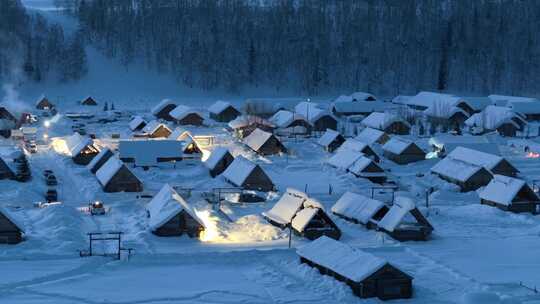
[
  {"left": 318, "top": 129, "right": 342, "bottom": 147},
  {"left": 169, "top": 105, "right": 202, "bottom": 121},
  {"left": 377, "top": 197, "right": 416, "bottom": 232},
  {"left": 151, "top": 99, "right": 176, "bottom": 115},
  {"left": 361, "top": 112, "right": 410, "bottom": 130},
  {"left": 209, "top": 100, "right": 238, "bottom": 115},
  {"left": 222, "top": 156, "right": 256, "bottom": 186},
  {"left": 355, "top": 128, "right": 386, "bottom": 145},
  {"left": 204, "top": 147, "right": 231, "bottom": 170},
  {"left": 243, "top": 128, "right": 274, "bottom": 151},
  {"left": 479, "top": 175, "right": 538, "bottom": 206},
  {"left": 96, "top": 157, "right": 124, "bottom": 186},
  {"left": 129, "top": 116, "right": 146, "bottom": 131},
  {"left": 332, "top": 192, "right": 386, "bottom": 224},
  {"left": 262, "top": 188, "right": 307, "bottom": 226}
]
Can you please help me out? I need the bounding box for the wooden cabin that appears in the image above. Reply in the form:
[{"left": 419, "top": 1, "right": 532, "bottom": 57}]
[
  {"left": 209, "top": 100, "right": 241, "bottom": 122},
  {"left": 243, "top": 128, "right": 286, "bottom": 155},
  {"left": 151, "top": 99, "right": 177, "bottom": 121},
  {"left": 331, "top": 192, "right": 389, "bottom": 228},
  {"left": 431, "top": 157, "right": 494, "bottom": 192},
  {"left": 147, "top": 184, "right": 205, "bottom": 238},
  {"left": 355, "top": 127, "right": 390, "bottom": 145},
  {"left": 204, "top": 147, "right": 234, "bottom": 178},
  {"left": 361, "top": 112, "right": 410, "bottom": 135},
  {"left": 119, "top": 139, "right": 198, "bottom": 166},
  {"left": 262, "top": 188, "right": 307, "bottom": 228},
  {"left": 169, "top": 105, "right": 204, "bottom": 126},
  {"left": 446, "top": 147, "right": 519, "bottom": 177},
  {"left": 295, "top": 102, "right": 337, "bottom": 132},
  {"left": 337, "top": 139, "right": 379, "bottom": 162},
  {"left": 347, "top": 156, "right": 387, "bottom": 184},
  {"left": 141, "top": 121, "right": 172, "bottom": 138},
  {"left": 318, "top": 129, "right": 345, "bottom": 153},
  {"left": 36, "top": 97, "right": 54, "bottom": 110},
  {"left": 87, "top": 148, "right": 114, "bottom": 174},
  {"left": 270, "top": 110, "right": 312, "bottom": 135},
  {"left": 479, "top": 175, "right": 540, "bottom": 214},
  {"left": 291, "top": 207, "right": 341, "bottom": 240},
  {"left": 382, "top": 138, "right": 425, "bottom": 165},
  {"left": 64, "top": 134, "right": 100, "bottom": 165},
  {"left": 81, "top": 96, "right": 98, "bottom": 106},
  {"left": 129, "top": 116, "right": 147, "bottom": 131},
  {"left": 228, "top": 115, "right": 276, "bottom": 139},
  {"left": 376, "top": 197, "right": 433, "bottom": 241},
  {"left": 222, "top": 156, "right": 274, "bottom": 192},
  {"left": 0, "top": 206, "right": 24, "bottom": 244},
  {"left": 96, "top": 157, "right": 143, "bottom": 192},
  {"left": 297, "top": 236, "right": 413, "bottom": 300}
]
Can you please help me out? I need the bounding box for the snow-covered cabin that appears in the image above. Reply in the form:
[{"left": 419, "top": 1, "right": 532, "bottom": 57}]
[
  {"left": 332, "top": 192, "right": 389, "bottom": 227},
  {"left": 331, "top": 101, "right": 391, "bottom": 117},
  {"left": 424, "top": 104, "right": 470, "bottom": 129},
  {"left": 227, "top": 115, "right": 276, "bottom": 139},
  {"left": 262, "top": 188, "right": 307, "bottom": 227},
  {"left": 269, "top": 110, "right": 312, "bottom": 135},
  {"left": 508, "top": 101, "right": 540, "bottom": 121},
  {"left": 461, "top": 96, "right": 492, "bottom": 113},
  {"left": 243, "top": 128, "right": 286, "bottom": 155},
  {"left": 488, "top": 94, "right": 538, "bottom": 106},
  {"left": 64, "top": 133, "right": 100, "bottom": 165},
  {"left": 327, "top": 149, "right": 364, "bottom": 171},
  {"left": 465, "top": 105, "right": 526, "bottom": 137},
  {"left": 119, "top": 139, "right": 199, "bottom": 166},
  {"left": 146, "top": 184, "right": 205, "bottom": 237},
  {"left": 355, "top": 127, "right": 390, "bottom": 145},
  {"left": 81, "top": 96, "right": 98, "bottom": 106},
  {"left": 430, "top": 157, "right": 493, "bottom": 192},
  {"left": 295, "top": 102, "right": 337, "bottom": 132},
  {"left": 96, "top": 157, "right": 143, "bottom": 192},
  {"left": 376, "top": 197, "right": 433, "bottom": 241},
  {"left": 222, "top": 156, "right": 274, "bottom": 191},
  {"left": 361, "top": 112, "right": 410, "bottom": 135},
  {"left": 129, "top": 116, "right": 147, "bottom": 131},
  {"left": 336, "top": 138, "right": 379, "bottom": 162},
  {"left": 351, "top": 92, "right": 377, "bottom": 102},
  {"left": 297, "top": 236, "right": 413, "bottom": 300},
  {"left": 167, "top": 128, "right": 201, "bottom": 155},
  {"left": 0, "top": 206, "right": 24, "bottom": 244},
  {"left": 151, "top": 99, "right": 177, "bottom": 121},
  {"left": 209, "top": 100, "right": 241, "bottom": 122},
  {"left": 204, "top": 147, "right": 234, "bottom": 177},
  {"left": 318, "top": 129, "right": 345, "bottom": 152},
  {"left": 87, "top": 148, "right": 114, "bottom": 174},
  {"left": 168, "top": 105, "right": 204, "bottom": 126},
  {"left": 479, "top": 175, "right": 539, "bottom": 214},
  {"left": 446, "top": 147, "right": 518, "bottom": 177},
  {"left": 35, "top": 96, "right": 54, "bottom": 110},
  {"left": 347, "top": 156, "right": 386, "bottom": 183},
  {"left": 141, "top": 120, "right": 172, "bottom": 138},
  {"left": 428, "top": 135, "right": 497, "bottom": 158},
  {"left": 382, "top": 137, "right": 425, "bottom": 165},
  {"left": 291, "top": 206, "right": 341, "bottom": 240},
  {"left": 404, "top": 91, "right": 474, "bottom": 115}
]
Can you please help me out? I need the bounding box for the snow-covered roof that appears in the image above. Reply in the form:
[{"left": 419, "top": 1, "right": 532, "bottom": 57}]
[
  {"left": 391, "top": 95, "right": 413, "bottom": 105},
  {"left": 509, "top": 101, "right": 540, "bottom": 115},
  {"left": 424, "top": 105, "right": 469, "bottom": 119},
  {"left": 377, "top": 197, "right": 416, "bottom": 232},
  {"left": 243, "top": 128, "right": 273, "bottom": 151},
  {"left": 119, "top": 139, "right": 191, "bottom": 166},
  {"left": 446, "top": 146, "right": 503, "bottom": 171},
  {"left": 87, "top": 148, "right": 112, "bottom": 171},
  {"left": 462, "top": 97, "right": 492, "bottom": 111},
  {"left": 151, "top": 99, "right": 175, "bottom": 115},
  {"left": 430, "top": 156, "right": 485, "bottom": 182},
  {"left": 169, "top": 105, "right": 201, "bottom": 121},
  {"left": 209, "top": 100, "right": 236, "bottom": 114},
  {"left": 405, "top": 91, "right": 466, "bottom": 109},
  {"left": 294, "top": 102, "right": 328, "bottom": 122},
  {"left": 382, "top": 137, "right": 417, "bottom": 155},
  {"left": 336, "top": 139, "right": 369, "bottom": 154},
  {"left": 0, "top": 205, "right": 25, "bottom": 232},
  {"left": 327, "top": 149, "right": 363, "bottom": 170},
  {"left": 334, "top": 95, "right": 353, "bottom": 103},
  {"left": 96, "top": 157, "right": 124, "bottom": 186},
  {"left": 348, "top": 156, "right": 379, "bottom": 176},
  {"left": 168, "top": 127, "right": 193, "bottom": 141},
  {"left": 332, "top": 101, "right": 390, "bottom": 114},
  {"left": 269, "top": 110, "right": 310, "bottom": 128},
  {"left": 142, "top": 120, "right": 170, "bottom": 134},
  {"left": 355, "top": 128, "right": 386, "bottom": 145},
  {"left": 479, "top": 175, "right": 534, "bottom": 206},
  {"left": 429, "top": 135, "right": 498, "bottom": 155},
  {"left": 65, "top": 133, "right": 96, "bottom": 157},
  {"left": 129, "top": 116, "right": 146, "bottom": 131},
  {"left": 296, "top": 236, "right": 388, "bottom": 282},
  {"left": 147, "top": 184, "right": 205, "bottom": 230},
  {"left": 262, "top": 188, "right": 307, "bottom": 225},
  {"left": 351, "top": 92, "right": 377, "bottom": 101},
  {"left": 332, "top": 192, "right": 386, "bottom": 224},
  {"left": 204, "top": 147, "right": 230, "bottom": 170},
  {"left": 361, "top": 112, "right": 409, "bottom": 130},
  {"left": 465, "top": 105, "right": 524, "bottom": 130},
  {"left": 291, "top": 207, "right": 319, "bottom": 232},
  {"left": 318, "top": 129, "right": 342, "bottom": 147},
  {"left": 227, "top": 115, "right": 275, "bottom": 130},
  {"left": 222, "top": 156, "right": 256, "bottom": 186},
  {"left": 488, "top": 94, "right": 538, "bottom": 106}
]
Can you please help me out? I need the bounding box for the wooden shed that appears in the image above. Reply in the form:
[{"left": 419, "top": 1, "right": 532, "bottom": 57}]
[
  {"left": 64, "top": 134, "right": 100, "bottom": 165},
  {"left": 291, "top": 207, "right": 341, "bottom": 240},
  {"left": 209, "top": 100, "right": 241, "bottom": 122},
  {"left": 361, "top": 112, "right": 411, "bottom": 135},
  {"left": 376, "top": 197, "right": 433, "bottom": 241},
  {"left": 0, "top": 206, "right": 24, "bottom": 244},
  {"left": 169, "top": 105, "right": 204, "bottom": 126},
  {"left": 129, "top": 116, "right": 147, "bottom": 131},
  {"left": 318, "top": 129, "right": 345, "bottom": 153},
  {"left": 295, "top": 102, "right": 337, "bottom": 132},
  {"left": 204, "top": 147, "right": 234, "bottom": 178},
  {"left": 243, "top": 128, "right": 286, "bottom": 155},
  {"left": 347, "top": 156, "right": 387, "bottom": 184},
  {"left": 263, "top": 188, "right": 307, "bottom": 228},
  {"left": 446, "top": 147, "right": 519, "bottom": 177},
  {"left": 227, "top": 115, "right": 276, "bottom": 139},
  {"left": 297, "top": 236, "right": 413, "bottom": 300},
  {"left": 81, "top": 96, "right": 98, "bottom": 106},
  {"left": 151, "top": 99, "right": 178, "bottom": 121},
  {"left": 479, "top": 175, "right": 540, "bottom": 214},
  {"left": 337, "top": 139, "right": 379, "bottom": 162},
  {"left": 355, "top": 127, "right": 390, "bottom": 145},
  {"left": 96, "top": 157, "right": 143, "bottom": 192},
  {"left": 142, "top": 121, "right": 172, "bottom": 138},
  {"left": 222, "top": 156, "right": 274, "bottom": 192},
  {"left": 87, "top": 148, "right": 114, "bottom": 174},
  {"left": 36, "top": 96, "right": 54, "bottom": 110},
  {"left": 147, "top": 184, "right": 205, "bottom": 238},
  {"left": 382, "top": 138, "right": 425, "bottom": 165},
  {"left": 431, "top": 157, "right": 494, "bottom": 192},
  {"left": 270, "top": 110, "right": 313, "bottom": 135},
  {"left": 331, "top": 192, "right": 389, "bottom": 228}
]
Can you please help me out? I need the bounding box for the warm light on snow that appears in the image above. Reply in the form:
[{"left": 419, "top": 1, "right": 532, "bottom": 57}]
[
  {"left": 195, "top": 210, "right": 221, "bottom": 242},
  {"left": 201, "top": 149, "right": 211, "bottom": 162},
  {"left": 51, "top": 138, "right": 70, "bottom": 155},
  {"left": 526, "top": 151, "right": 540, "bottom": 158}
]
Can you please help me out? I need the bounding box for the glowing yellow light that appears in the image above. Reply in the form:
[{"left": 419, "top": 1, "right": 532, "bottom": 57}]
[
  {"left": 194, "top": 209, "right": 221, "bottom": 242},
  {"left": 201, "top": 149, "right": 211, "bottom": 162},
  {"left": 51, "top": 138, "right": 71, "bottom": 155},
  {"left": 43, "top": 134, "right": 49, "bottom": 140}
]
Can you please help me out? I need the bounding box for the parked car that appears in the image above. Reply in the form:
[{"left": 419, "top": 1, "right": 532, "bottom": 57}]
[{"left": 89, "top": 201, "right": 106, "bottom": 216}]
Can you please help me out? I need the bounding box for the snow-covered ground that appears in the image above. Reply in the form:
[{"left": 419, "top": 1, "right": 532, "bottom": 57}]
[{"left": 1, "top": 2, "right": 539, "bottom": 303}]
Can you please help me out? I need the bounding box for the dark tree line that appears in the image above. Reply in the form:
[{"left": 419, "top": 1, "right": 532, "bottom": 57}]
[
  {"left": 0, "top": 0, "right": 88, "bottom": 83},
  {"left": 64, "top": 0, "right": 540, "bottom": 95}
]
